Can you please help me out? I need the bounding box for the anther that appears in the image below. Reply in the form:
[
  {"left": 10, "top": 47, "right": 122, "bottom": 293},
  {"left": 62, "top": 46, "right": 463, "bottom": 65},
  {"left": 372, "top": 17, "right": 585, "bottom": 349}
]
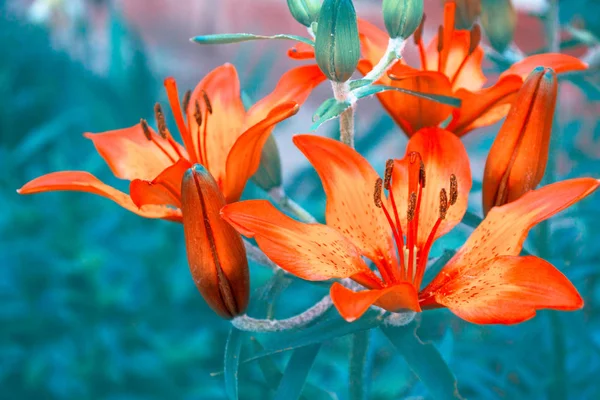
[
  {"left": 437, "top": 25, "right": 444, "bottom": 53},
  {"left": 182, "top": 90, "right": 192, "bottom": 112},
  {"left": 469, "top": 24, "right": 481, "bottom": 54},
  {"left": 439, "top": 189, "right": 448, "bottom": 220},
  {"left": 419, "top": 160, "right": 426, "bottom": 188},
  {"left": 409, "top": 151, "right": 419, "bottom": 164},
  {"left": 384, "top": 159, "right": 394, "bottom": 190},
  {"left": 202, "top": 90, "right": 213, "bottom": 114},
  {"left": 374, "top": 178, "right": 383, "bottom": 208},
  {"left": 407, "top": 192, "right": 417, "bottom": 221},
  {"left": 449, "top": 174, "right": 458, "bottom": 205},
  {"left": 194, "top": 100, "right": 203, "bottom": 126},
  {"left": 413, "top": 15, "right": 426, "bottom": 45},
  {"left": 140, "top": 119, "right": 152, "bottom": 141},
  {"left": 154, "top": 103, "right": 168, "bottom": 139}
]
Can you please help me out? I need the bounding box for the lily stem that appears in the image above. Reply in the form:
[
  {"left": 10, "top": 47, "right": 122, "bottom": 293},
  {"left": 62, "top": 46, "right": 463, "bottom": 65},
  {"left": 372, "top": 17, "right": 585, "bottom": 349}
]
[
  {"left": 231, "top": 295, "right": 332, "bottom": 332},
  {"left": 363, "top": 37, "right": 406, "bottom": 82},
  {"left": 268, "top": 187, "right": 317, "bottom": 223},
  {"left": 331, "top": 80, "right": 356, "bottom": 148}
]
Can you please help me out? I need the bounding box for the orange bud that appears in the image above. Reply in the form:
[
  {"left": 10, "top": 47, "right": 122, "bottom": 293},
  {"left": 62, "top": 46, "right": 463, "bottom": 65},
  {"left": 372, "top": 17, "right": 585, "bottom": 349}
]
[
  {"left": 482, "top": 67, "right": 557, "bottom": 215},
  {"left": 181, "top": 164, "right": 249, "bottom": 319}
]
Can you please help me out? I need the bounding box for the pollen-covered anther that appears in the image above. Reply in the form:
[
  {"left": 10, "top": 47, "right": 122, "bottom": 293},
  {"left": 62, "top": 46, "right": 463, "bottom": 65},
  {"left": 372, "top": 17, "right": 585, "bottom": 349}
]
[
  {"left": 449, "top": 174, "right": 458, "bottom": 205},
  {"left": 469, "top": 24, "right": 481, "bottom": 54},
  {"left": 154, "top": 103, "right": 169, "bottom": 138},
  {"left": 140, "top": 119, "right": 152, "bottom": 141},
  {"left": 439, "top": 188, "right": 448, "bottom": 220},
  {"left": 409, "top": 151, "right": 420, "bottom": 164},
  {"left": 194, "top": 100, "right": 203, "bottom": 126},
  {"left": 419, "top": 160, "right": 426, "bottom": 188},
  {"left": 407, "top": 192, "right": 417, "bottom": 221},
  {"left": 182, "top": 89, "right": 192, "bottom": 112},
  {"left": 201, "top": 90, "right": 213, "bottom": 114},
  {"left": 384, "top": 159, "right": 394, "bottom": 189},
  {"left": 413, "top": 14, "right": 426, "bottom": 44},
  {"left": 374, "top": 178, "right": 383, "bottom": 208}
]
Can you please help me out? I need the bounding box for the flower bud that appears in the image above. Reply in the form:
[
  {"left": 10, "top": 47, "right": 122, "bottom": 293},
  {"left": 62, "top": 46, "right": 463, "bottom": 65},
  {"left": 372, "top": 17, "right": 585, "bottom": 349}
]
[
  {"left": 382, "top": 0, "right": 424, "bottom": 39},
  {"left": 251, "top": 133, "right": 282, "bottom": 191},
  {"left": 452, "top": 0, "right": 481, "bottom": 29},
  {"left": 480, "top": 0, "right": 516, "bottom": 53},
  {"left": 315, "top": 0, "right": 360, "bottom": 82},
  {"left": 482, "top": 67, "right": 557, "bottom": 215},
  {"left": 287, "top": 0, "right": 322, "bottom": 27},
  {"left": 181, "top": 164, "right": 249, "bottom": 319}
]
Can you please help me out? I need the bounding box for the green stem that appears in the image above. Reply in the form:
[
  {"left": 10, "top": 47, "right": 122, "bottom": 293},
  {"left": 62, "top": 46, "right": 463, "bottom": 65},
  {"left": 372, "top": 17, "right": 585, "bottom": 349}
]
[
  {"left": 269, "top": 187, "right": 317, "bottom": 223},
  {"left": 363, "top": 37, "right": 406, "bottom": 81},
  {"left": 332, "top": 80, "right": 355, "bottom": 148},
  {"left": 349, "top": 330, "right": 369, "bottom": 400}
]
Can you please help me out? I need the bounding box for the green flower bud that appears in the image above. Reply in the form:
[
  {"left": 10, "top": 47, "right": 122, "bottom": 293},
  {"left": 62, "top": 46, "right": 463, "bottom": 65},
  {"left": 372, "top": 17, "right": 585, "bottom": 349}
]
[
  {"left": 251, "top": 134, "right": 282, "bottom": 191},
  {"left": 315, "top": 0, "right": 360, "bottom": 82},
  {"left": 382, "top": 0, "right": 424, "bottom": 39},
  {"left": 480, "top": 0, "right": 516, "bottom": 53},
  {"left": 287, "top": 0, "right": 322, "bottom": 27}
]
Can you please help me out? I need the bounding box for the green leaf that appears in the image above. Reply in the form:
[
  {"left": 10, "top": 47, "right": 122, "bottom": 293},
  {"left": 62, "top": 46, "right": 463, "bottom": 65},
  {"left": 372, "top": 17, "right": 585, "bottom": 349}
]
[
  {"left": 310, "top": 100, "right": 352, "bottom": 130},
  {"left": 223, "top": 327, "right": 245, "bottom": 400},
  {"left": 191, "top": 33, "right": 314, "bottom": 46},
  {"left": 274, "top": 344, "right": 322, "bottom": 400},
  {"left": 315, "top": 0, "right": 360, "bottom": 82},
  {"left": 348, "top": 78, "right": 373, "bottom": 90},
  {"left": 381, "top": 321, "right": 463, "bottom": 400},
  {"left": 349, "top": 330, "right": 369, "bottom": 400},
  {"left": 352, "top": 84, "right": 461, "bottom": 108}
]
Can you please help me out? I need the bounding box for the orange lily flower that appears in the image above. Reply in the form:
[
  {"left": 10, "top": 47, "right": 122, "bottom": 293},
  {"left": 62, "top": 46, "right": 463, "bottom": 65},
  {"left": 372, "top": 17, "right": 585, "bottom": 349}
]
[
  {"left": 221, "top": 130, "right": 599, "bottom": 324},
  {"left": 289, "top": 2, "right": 586, "bottom": 137},
  {"left": 18, "top": 64, "right": 326, "bottom": 221}
]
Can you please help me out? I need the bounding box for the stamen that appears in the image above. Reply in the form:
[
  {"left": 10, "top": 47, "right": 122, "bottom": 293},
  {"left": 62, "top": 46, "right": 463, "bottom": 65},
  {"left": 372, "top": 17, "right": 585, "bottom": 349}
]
[
  {"left": 140, "top": 119, "right": 152, "bottom": 141},
  {"left": 439, "top": 189, "right": 448, "bottom": 220},
  {"left": 469, "top": 24, "right": 481, "bottom": 54},
  {"left": 202, "top": 90, "right": 213, "bottom": 114},
  {"left": 407, "top": 192, "right": 417, "bottom": 222},
  {"left": 413, "top": 15, "right": 425, "bottom": 45},
  {"left": 449, "top": 174, "right": 458, "bottom": 205},
  {"left": 373, "top": 178, "right": 383, "bottom": 208},
  {"left": 419, "top": 160, "right": 426, "bottom": 188},
  {"left": 182, "top": 90, "right": 192, "bottom": 112},
  {"left": 437, "top": 25, "right": 445, "bottom": 73},
  {"left": 194, "top": 100, "right": 203, "bottom": 127},
  {"left": 384, "top": 159, "right": 394, "bottom": 190},
  {"left": 163, "top": 77, "right": 194, "bottom": 161},
  {"left": 154, "top": 103, "right": 168, "bottom": 139}
]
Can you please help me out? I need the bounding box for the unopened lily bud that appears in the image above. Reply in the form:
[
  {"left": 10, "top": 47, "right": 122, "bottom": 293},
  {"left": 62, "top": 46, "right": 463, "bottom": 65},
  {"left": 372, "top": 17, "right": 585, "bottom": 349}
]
[
  {"left": 251, "top": 134, "right": 282, "bottom": 191},
  {"left": 181, "top": 164, "right": 250, "bottom": 319},
  {"left": 482, "top": 67, "right": 557, "bottom": 215},
  {"left": 315, "top": 0, "right": 360, "bottom": 82},
  {"left": 382, "top": 0, "right": 424, "bottom": 39},
  {"left": 452, "top": 0, "right": 481, "bottom": 29},
  {"left": 287, "top": 0, "right": 322, "bottom": 27},
  {"left": 480, "top": 0, "right": 516, "bottom": 53}
]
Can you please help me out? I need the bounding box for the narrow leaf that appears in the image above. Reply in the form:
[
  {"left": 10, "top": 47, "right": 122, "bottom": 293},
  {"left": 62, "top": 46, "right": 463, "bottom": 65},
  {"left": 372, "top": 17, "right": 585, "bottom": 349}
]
[
  {"left": 349, "top": 79, "right": 374, "bottom": 90},
  {"left": 381, "top": 322, "right": 463, "bottom": 400},
  {"left": 353, "top": 84, "right": 461, "bottom": 107},
  {"left": 310, "top": 100, "right": 352, "bottom": 130},
  {"left": 191, "top": 33, "right": 314, "bottom": 46},
  {"left": 274, "top": 344, "right": 322, "bottom": 400}
]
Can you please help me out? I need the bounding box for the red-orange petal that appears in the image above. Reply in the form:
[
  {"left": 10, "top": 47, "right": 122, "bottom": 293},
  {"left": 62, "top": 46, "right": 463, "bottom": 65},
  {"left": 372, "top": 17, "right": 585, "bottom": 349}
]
[
  {"left": 185, "top": 63, "right": 246, "bottom": 184},
  {"left": 224, "top": 102, "right": 299, "bottom": 203},
  {"left": 287, "top": 42, "right": 315, "bottom": 60},
  {"left": 425, "top": 178, "right": 600, "bottom": 294},
  {"left": 357, "top": 18, "right": 390, "bottom": 74},
  {"left": 181, "top": 164, "right": 249, "bottom": 319},
  {"left": 424, "top": 255, "right": 582, "bottom": 325},
  {"left": 376, "top": 65, "right": 454, "bottom": 136},
  {"left": 330, "top": 282, "right": 420, "bottom": 322},
  {"left": 84, "top": 124, "right": 186, "bottom": 182},
  {"left": 482, "top": 68, "right": 557, "bottom": 215},
  {"left": 391, "top": 127, "right": 472, "bottom": 247},
  {"left": 447, "top": 75, "right": 523, "bottom": 136},
  {"left": 221, "top": 200, "right": 370, "bottom": 281},
  {"left": 18, "top": 171, "right": 182, "bottom": 221},
  {"left": 244, "top": 65, "right": 326, "bottom": 129},
  {"left": 293, "top": 134, "right": 396, "bottom": 271},
  {"left": 499, "top": 53, "right": 588, "bottom": 80},
  {"left": 129, "top": 158, "right": 192, "bottom": 208}
]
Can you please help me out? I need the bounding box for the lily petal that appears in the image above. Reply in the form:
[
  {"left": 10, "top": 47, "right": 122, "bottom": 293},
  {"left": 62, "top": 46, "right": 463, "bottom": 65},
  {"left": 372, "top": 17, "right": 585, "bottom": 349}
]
[
  {"left": 499, "top": 53, "right": 588, "bottom": 80},
  {"left": 18, "top": 171, "right": 182, "bottom": 221},
  {"left": 357, "top": 18, "right": 390, "bottom": 73},
  {"left": 391, "top": 127, "right": 472, "bottom": 247},
  {"left": 221, "top": 200, "right": 370, "bottom": 281},
  {"left": 287, "top": 42, "right": 315, "bottom": 60},
  {"left": 245, "top": 65, "right": 326, "bottom": 129},
  {"left": 130, "top": 158, "right": 192, "bottom": 208},
  {"left": 330, "top": 282, "right": 420, "bottom": 322},
  {"left": 425, "top": 178, "right": 600, "bottom": 294},
  {"left": 185, "top": 63, "right": 246, "bottom": 183},
  {"left": 84, "top": 124, "right": 186, "bottom": 182},
  {"left": 424, "top": 255, "right": 582, "bottom": 324},
  {"left": 293, "top": 134, "right": 396, "bottom": 270},
  {"left": 224, "top": 102, "right": 299, "bottom": 203}
]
